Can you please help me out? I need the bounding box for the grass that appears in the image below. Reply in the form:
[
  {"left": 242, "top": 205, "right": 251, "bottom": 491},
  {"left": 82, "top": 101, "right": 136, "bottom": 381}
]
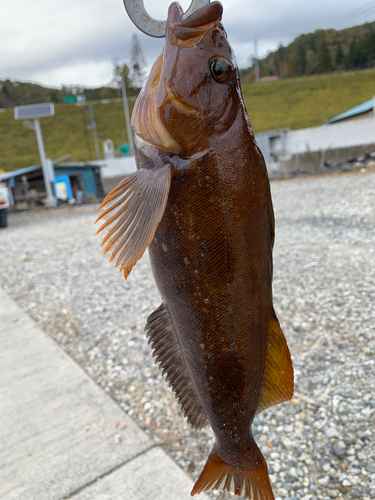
[
  {"left": 1, "top": 68, "right": 375, "bottom": 172},
  {"left": 242, "top": 68, "right": 375, "bottom": 132},
  {"left": 0, "top": 99, "right": 136, "bottom": 173}
]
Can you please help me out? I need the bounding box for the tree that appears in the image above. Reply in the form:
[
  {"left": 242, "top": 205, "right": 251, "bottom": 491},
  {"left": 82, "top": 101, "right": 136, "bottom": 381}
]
[
  {"left": 317, "top": 38, "right": 333, "bottom": 73},
  {"left": 274, "top": 44, "right": 287, "bottom": 77},
  {"left": 49, "top": 89, "right": 60, "bottom": 103},
  {"left": 113, "top": 60, "right": 132, "bottom": 93},
  {"left": 345, "top": 41, "right": 367, "bottom": 69},
  {"left": 335, "top": 43, "right": 344, "bottom": 66},
  {"left": 363, "top": 27, "right": 375, "bottom": 63},
  {"left": 130, "top": 33, "right": 147, "bottom": 90},
  {"left": 295, "top": 43, "right": 307, "bottom": 75}
]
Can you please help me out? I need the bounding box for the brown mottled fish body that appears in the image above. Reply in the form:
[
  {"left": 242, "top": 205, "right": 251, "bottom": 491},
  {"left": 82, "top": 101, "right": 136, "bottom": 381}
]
[
  {"left": 151, "top": 115, "right": 269, "bottom": 433},
  {"left": 95, "top": 2, "right": 293, "bottom": 499},
  {"left": 150, "top": 111, "right": 272, "bottom": 436}
]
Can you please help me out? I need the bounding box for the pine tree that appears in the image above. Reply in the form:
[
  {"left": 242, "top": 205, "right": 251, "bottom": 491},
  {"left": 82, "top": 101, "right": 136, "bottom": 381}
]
[
  {"left": 363, "top": 27, "right": 375, "bottom": 63},
  {"left": 275, "top": 44, "right": 287, "bottom": 78},
  {"left": 346, "top": 41, "right": 367, "bottom": 69},
  {"left": 317, "top": 38, "right": 333, "bottom": 73},
  {"left": 113, "top": 61, "right": 132, "bottom": 93},
  {"left": 130, "top": 34, "right": 147, "bottom": 90},
  {"left": 335, "top": 43, "right": 344, "bottom": 66},
  {"left": 296, "top": 43, "right": 307, "bottom": 75}
]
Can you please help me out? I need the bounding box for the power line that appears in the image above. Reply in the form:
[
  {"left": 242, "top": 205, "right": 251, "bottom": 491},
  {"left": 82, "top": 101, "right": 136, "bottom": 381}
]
[
  {"left": 332, "top": 0, "right": 374, "bottom": 25},
  {"left": 278, "top": 3, "right": 375, "bottom": 56},
  {"left": 334, "top": 9, "right": 375, "bottom": 30},
  {"left": 330, "top": 1, "right": 375, "bottom": 29}
]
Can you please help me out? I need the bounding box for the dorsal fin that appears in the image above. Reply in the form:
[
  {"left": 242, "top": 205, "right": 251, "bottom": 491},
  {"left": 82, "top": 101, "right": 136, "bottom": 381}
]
[
  {"left": 145, "top": 303, "right": 208, "bottom": 430},
  {"left": 257, "top": 310, "right": 294, "bottom": 413}
]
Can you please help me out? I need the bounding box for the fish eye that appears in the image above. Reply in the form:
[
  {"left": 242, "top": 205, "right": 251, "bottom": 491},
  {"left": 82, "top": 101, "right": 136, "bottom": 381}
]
[{"left": 210, "top": 57, "right": 233, "bottom": 84}]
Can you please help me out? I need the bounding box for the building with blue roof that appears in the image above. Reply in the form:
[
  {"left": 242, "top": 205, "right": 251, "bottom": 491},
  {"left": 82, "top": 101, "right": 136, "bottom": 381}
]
[
  {"left": 327, "top": 98, "right": 374, "bottom": 125},
  {"left": 256, "top": 95, "right": 375, "bottom": 176},
  {"left": 0, "top": 162, "right": 105, "bottom": 207}
]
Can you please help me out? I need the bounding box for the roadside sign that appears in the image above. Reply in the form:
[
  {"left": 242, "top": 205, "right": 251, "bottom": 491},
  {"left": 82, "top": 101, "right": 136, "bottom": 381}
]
[
  {"left": 14, "top": 103, "right": 55, "bottom": 120},
  {"left": 13, "top": 102, "right": 57, "bottom": 206}
]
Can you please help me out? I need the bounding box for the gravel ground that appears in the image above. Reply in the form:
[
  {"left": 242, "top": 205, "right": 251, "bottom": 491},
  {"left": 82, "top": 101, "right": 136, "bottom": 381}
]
[{"left": 1, "top": 171, "right": 374, "bottom": 500}]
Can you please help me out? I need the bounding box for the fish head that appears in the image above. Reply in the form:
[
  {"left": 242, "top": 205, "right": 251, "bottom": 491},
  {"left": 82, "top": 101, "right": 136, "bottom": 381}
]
[{"left": 132, "top": 1, "right": 241, "bottom": 156}]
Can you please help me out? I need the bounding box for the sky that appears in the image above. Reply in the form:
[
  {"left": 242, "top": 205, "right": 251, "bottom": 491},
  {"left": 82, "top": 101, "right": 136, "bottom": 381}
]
[{"left": 1, "top": 0, "right": 375, "bottom": 89}]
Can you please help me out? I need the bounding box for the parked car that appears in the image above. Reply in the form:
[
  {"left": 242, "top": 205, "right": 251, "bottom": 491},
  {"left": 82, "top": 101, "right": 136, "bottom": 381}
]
[{"left": 0, "top": 182, "right": 10, "bottom": 228}]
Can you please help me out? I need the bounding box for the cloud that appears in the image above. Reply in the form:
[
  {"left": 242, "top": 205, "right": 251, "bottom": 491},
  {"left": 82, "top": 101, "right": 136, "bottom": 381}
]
[{"left": 0, "top": 0, "right": 373, "bottom": 87}]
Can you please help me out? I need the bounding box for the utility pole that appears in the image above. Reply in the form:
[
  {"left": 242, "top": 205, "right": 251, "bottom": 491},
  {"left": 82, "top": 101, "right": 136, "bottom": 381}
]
[
  {"left": 254, "top": 38, "right": 260, "bottom": 82},
  {"left": 121, "top": 75, "right": 134, "bottom": 154},
  {"left": 33, "top": 118, "right": 55, "bottom": 204},
  {"left": 87, "top": 105, "right": 100, "bottom": 160},
  {"left": 81, "top": 108, "right": 92, "bottom": 159},
  {"left": 113, "top": 58, "right": 122, "bottom": 98},
  {"left": 112, "top": 58, "right": 134, "bottom": 154}
]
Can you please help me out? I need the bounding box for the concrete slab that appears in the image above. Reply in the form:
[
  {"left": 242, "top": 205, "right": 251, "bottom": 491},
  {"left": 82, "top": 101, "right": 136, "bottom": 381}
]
[
  {"left": 72, "top": 446, "right": 204, "bottom": 500},
  {"left": 0, "top": 288, "right": 208, "bottom": 500},
  {"left": 0, "top": 288, "right": 153, "bottom": 500}
]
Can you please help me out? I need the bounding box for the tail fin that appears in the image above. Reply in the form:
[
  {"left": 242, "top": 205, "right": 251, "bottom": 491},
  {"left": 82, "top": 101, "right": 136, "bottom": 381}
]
[{"left": 191, "top": 442, "right": 274, "bottom": 500}]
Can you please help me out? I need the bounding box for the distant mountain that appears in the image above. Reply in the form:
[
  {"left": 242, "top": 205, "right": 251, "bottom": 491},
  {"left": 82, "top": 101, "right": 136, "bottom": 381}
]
[
  {"left": 1, "top": 20, "right": 374, "bottom": 109},
  {"left": 0, "top": 59, "right": 148, "bottom": 109},
  {"left": 0, "top": 76, "right": 138, "bottom": 109},
  {"left": 240, "top": 20, "right": 375, "bottom": 82}
]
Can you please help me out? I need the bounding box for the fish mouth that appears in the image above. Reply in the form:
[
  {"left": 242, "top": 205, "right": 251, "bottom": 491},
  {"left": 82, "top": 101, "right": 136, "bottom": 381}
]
[
  {"left": 178, "top": 1, "right": 223, "bottom": 29},
  {"left": 168, "top": 1, "right": 223, "bottom": 43}
]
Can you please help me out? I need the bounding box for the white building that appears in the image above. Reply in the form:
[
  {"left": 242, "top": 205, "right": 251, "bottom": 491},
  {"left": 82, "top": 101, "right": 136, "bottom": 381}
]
[{"left": 256, "top": 96, "right": 375, "bottom": 176}]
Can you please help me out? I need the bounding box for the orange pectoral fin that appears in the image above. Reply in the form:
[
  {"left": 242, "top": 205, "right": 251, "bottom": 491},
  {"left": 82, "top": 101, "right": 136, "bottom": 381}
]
[
  {"left": 257, "top": 310, "right": 294, "bottom": 413},
  {"left": 94, "top": 165, "right": 172, "bottom": 279}
]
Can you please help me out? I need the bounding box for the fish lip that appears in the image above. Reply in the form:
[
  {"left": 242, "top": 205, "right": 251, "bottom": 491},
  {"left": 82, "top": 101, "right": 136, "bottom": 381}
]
[
  {"left": 180, "top": 1, "right": 223, "bottom": 27},
  {"left": 164, "top": 78, "right": 195, "bottom": 112}
]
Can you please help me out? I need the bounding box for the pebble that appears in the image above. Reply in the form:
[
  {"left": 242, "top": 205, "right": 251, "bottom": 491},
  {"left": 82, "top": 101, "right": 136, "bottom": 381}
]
[
  {"left": 318, "top": 476, "right": 330, "bottom": 485},
  {"left": 1, "top": 171, "right": 375, "bottom": 500},
  {"left": 326, "top": 428, "right": 336, "bottom": 438},
  {"left": 332, "top": 444, "right": 346, "bottom": 459}
]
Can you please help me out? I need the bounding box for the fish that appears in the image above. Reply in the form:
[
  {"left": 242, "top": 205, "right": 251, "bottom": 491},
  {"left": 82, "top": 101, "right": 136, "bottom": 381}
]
[{"left": 95, "top": 2, "right": 294, "bottom": 499}]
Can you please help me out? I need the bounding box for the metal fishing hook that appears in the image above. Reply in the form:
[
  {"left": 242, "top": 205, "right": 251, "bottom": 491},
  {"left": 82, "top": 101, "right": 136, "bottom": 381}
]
[{"left": 123, "top": 0, "right": 211, "bottom": 38}]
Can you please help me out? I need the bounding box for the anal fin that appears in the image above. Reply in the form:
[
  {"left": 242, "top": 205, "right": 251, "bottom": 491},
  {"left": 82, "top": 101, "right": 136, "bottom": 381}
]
[
  {"left": 146, "top": 303, "right": 208, "bottom": 430},
  {"left": 95, "top": 165, "right": 171, "bottom": 279},
  {"left": 257, "top": 310, "right": 294, "bottom": 413}
]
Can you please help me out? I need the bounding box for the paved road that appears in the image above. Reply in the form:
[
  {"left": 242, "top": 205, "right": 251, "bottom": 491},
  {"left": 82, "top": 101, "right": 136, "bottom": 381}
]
[{"left": 0, "top": 287, "right": 207, "bottom": 500}]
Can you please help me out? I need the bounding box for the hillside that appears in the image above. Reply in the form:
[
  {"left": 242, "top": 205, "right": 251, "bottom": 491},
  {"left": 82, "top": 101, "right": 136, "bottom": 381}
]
[
  {"left": 241, "top": 67, "right": 375, "bottom": 132},
  {"left": 1, "top": 19, "right": 374, "bottom": 111},
  {"left": 0, "top": 67, "right": 375, "bottom": 172},
  {"left": 0, "top": 63, "right": 137, "bottom": 109},
  {"left": 0, "top": 98, "right": 136, "bottom": 172},
  {"left": 0, "top": 79, "right": 138, "bottom": 110},
  {"left": 241, "top": 21, "right": 375, "bottom": 81}
]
